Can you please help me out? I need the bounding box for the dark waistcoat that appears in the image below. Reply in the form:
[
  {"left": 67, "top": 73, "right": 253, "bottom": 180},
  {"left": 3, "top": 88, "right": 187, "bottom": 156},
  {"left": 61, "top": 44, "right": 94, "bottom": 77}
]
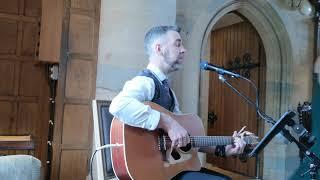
[{"left": 138, "top": 69, "right": 175, "bottom": 112}]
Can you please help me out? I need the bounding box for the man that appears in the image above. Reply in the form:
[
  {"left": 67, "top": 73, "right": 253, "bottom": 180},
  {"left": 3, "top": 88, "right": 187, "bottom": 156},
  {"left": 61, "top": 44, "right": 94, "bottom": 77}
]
[{"left": 109, "top": 25, "right": 250, "bottom": 179}]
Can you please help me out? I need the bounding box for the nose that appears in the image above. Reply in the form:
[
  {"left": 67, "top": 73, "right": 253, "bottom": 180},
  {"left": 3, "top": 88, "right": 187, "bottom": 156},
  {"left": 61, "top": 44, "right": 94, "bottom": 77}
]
[{"left": 181, "top": 45, "right": 186, "bottom": 53}]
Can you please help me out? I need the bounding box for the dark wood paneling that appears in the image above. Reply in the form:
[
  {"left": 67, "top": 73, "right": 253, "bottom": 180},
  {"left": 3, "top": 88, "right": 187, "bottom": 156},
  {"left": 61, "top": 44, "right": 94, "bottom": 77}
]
[
  {"left": 17, "top": 102, "right": 39, "bottom": 135},
  {"left": 24, "top": 0, "right": 42, "bottom": 17},
  {"left": 19, "top": 62, "right": 42, "bottom": 96},
  {"left": 0, "top": 61, "right": 15, "bottom": 95},
  {"left": 0, "top": 101, "right": 15, "bottom": 134},
  {"left": 59, "top": 150, "right": 89, "bottom": 180},
  {"left": 65, "top": 59, "right": 93, "bottom": 99},
  {"left": 68, "top": 14, "right": 95, "bottom": 55},
  {"left": 0, "top": 19, "right": 18, "bottom": 54},
  {"left": 21, "top": 22, "right": 39, "bottom": 56},
  {"left": 62, "top": 104, "right": 90, "bottom": 146},
  {"left": 0, "top": 0, "right": 19, "bottom": 14},
  {"left": 0, "top": 0, "right": 49, "bottom": 172},
  {"left": 71, "top": 0, "right": 95, "bottom": 10}
]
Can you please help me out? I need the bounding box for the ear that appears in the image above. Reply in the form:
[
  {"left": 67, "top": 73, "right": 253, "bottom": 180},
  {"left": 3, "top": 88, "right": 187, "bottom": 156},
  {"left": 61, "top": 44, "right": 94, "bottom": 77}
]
[
  {"left": 154, "top": 44, "right": 163, "bottom": 55},
  {"left": 155, "top": 44, "right": 161, "bottom": 52}
]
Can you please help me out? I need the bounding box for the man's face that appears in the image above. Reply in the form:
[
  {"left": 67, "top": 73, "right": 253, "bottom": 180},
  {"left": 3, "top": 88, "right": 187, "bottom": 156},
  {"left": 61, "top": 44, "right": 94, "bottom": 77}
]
[{"left": 161, "top": 30, "right": 186, "bottom": 73}]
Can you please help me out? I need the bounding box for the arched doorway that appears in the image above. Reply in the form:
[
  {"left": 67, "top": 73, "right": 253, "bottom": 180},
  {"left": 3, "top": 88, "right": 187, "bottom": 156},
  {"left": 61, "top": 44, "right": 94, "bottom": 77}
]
[
  {"left": 176, "top": 1, "right": 294, "bottom": 179},
  {"left": 206, "top": 12, "right": 266, "bottom": 177}
]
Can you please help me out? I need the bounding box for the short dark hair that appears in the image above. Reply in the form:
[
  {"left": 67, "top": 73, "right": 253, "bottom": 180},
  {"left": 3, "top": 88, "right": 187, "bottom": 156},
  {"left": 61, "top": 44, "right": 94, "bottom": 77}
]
[{"left": 144, "top": 25, "right": 181, "bottom": 56}]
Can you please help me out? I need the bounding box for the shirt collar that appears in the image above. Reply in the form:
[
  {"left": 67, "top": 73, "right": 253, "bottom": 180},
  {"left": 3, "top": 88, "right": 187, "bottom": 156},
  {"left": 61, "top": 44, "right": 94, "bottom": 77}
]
[{"left": 147, "top": 64, "right": 167, "bottom": 82}]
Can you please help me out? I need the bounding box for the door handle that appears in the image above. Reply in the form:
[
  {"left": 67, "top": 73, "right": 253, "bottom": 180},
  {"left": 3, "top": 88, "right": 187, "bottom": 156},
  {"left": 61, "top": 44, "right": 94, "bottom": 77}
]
[{"left": 208, "top": 111, "right": 218, "bottom": 126}]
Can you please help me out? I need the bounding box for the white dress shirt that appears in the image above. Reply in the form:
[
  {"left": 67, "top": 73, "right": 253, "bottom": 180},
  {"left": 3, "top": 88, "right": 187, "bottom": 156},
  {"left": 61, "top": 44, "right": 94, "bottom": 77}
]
[{"left": 109, "top": 64, "right": 181, "bottom": 130}]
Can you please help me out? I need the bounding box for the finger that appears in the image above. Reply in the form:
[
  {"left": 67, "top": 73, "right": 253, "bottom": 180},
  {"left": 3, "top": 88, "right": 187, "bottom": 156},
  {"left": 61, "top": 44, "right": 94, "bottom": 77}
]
[
  {"left": 178, "top": 134, "right": 187, "bottom": 147},
  {"left": 240, "top": 142, "right": 246, "bottom": 153},
  {"left": 182, "top": 136, "right": 188, "bottom": 146},
  {"left": 177, "top": 142, "right": 182, "bottom": 147},
  {"left": 252, "top": 135, "right": 259, "bottom": 139},
  {"left": 235, "top": 136, "right": 246, "bottom": 143},
  {"left": 240, "top": 131, "right": 253, "bottom": 136},
  {"left": 186, "top": 135, "right": 190, "bottom": 144},
  {"left": 233, "top": 145, "right": 240, "bottom": 154},
  {"left": 171, "top": 138, "right": 178, "bottom": 148},
  {"left": 179, "top": 139, "right": 184, "bottom": 147},
  {"left": 235, "top": 138, "right": 246, "bottom": 153},
  {"left": 232, "top": 131, "right": 237, "bottom": 137},
  {"left": 242, "top": 131, "right": 253, "bottom": 135},
  {"left": 171, "top": 141, "right": 176, "bottom": 148},
  {"left": 182, "top": 136, "right": 190, "bottom": 146},
  {"left": 241, "top": 132, "right": 244, "bottom": 139},
  {"left": 241, "top": 132, "right": 259, "bottom": 140},
  {"left": 234, "top": 137, "right": 244, "bottom": 145},
  {"left": 179, "top": 138, "right": 185, "bottom": 147},
  {"left": 238, "top": 126, "right": 247, "bottom": 135}
]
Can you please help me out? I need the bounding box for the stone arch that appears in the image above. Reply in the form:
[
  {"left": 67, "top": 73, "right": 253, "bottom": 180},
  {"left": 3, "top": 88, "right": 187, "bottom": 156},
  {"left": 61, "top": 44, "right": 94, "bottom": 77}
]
[{"left": 180, "top": 0, "right": 293, "bottom": 121}]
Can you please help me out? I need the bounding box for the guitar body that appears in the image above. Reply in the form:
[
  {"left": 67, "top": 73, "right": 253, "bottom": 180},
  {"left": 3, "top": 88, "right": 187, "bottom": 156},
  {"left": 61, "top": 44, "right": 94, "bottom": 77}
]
[{"left": 110, "top": 102, "right": 205, "bottom": 180}]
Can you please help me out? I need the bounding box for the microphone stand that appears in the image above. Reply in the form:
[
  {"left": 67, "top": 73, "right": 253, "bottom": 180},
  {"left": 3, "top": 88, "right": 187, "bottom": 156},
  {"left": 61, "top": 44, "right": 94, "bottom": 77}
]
[
  {"left": 216, "top": 73, "right": 320, "bottom": 179},
  {"left": 218, "top": 74, "right": 275, "bottom": 124}
]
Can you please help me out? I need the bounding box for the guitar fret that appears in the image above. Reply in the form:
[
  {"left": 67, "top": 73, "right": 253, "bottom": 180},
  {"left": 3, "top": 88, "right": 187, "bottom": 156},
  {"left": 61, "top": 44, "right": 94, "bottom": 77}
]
[
  {"left": 186, "top": 136, "right": 254, "bottom": 147},
  {"left": 162, "top": 135, "right": 252, "bottom": 148},
  {"left": 190, "top": 136, "right": 234, "bottom": 147}
]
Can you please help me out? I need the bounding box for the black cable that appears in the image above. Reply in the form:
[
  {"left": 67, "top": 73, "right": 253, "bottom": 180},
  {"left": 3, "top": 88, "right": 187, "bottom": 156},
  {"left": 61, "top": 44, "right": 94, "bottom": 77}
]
[
  {"left": 90, "top": 149, "right": 98, "bottom": 180},
  {"left": 239, "top": 76, "right": 276, "bottom": 124}
]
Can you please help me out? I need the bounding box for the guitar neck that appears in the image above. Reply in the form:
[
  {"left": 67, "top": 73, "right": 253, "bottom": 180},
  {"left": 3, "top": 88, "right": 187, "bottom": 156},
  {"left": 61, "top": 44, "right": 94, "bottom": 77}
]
[
  {"left": 190, "top": 136, "right": 233, "bottom": 147},
  {"left": 189, "top": 136, "right": 252, "bottom": 147}
]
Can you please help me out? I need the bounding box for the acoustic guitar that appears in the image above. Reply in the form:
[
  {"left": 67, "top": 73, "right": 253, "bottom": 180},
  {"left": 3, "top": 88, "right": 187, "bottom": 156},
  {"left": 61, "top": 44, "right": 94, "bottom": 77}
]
[{"left": 110, "top": 102, "right": 257, "bottom": 180}]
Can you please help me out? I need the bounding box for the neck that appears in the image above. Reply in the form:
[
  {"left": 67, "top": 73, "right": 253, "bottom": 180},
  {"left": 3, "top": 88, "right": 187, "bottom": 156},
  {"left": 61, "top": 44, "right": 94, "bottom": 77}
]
[{"left": 149, "top": 55, "right": 169, "bottom": 75}]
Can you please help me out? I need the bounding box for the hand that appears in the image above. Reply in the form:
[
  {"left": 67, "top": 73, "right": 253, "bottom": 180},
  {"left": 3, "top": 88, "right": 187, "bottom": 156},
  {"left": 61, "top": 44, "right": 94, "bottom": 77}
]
[
  {"left": 225, "top": 126, "right": 254, "bottom": 156},
  {"left": 157, "top": 112, "right": 190, "bottom": 148}
]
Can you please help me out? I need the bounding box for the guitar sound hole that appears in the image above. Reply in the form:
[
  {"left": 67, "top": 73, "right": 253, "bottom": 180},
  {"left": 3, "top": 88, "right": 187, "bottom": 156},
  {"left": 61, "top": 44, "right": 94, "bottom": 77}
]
[
  {"left": 171, "top": 149, "right": 181, "bottom": 160},
  {"left": 179, "top": 143, "right": 191, "bottom": 152}
]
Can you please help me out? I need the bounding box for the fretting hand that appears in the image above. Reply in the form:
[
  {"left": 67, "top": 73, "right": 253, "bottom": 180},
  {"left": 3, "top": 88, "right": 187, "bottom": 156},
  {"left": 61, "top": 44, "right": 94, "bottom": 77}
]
[{"left": 225, "top": 126, "right": 256, "bottom": 156}]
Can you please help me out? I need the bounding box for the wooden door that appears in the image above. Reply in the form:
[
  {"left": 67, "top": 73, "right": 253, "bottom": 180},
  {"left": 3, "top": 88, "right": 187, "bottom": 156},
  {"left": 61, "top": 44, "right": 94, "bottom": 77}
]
[
  {"left": 207, "top": 21, "right": 266, "bottom": 177},
  {"left": 0, "top": 0, "right": 49, "bottom": 169}
]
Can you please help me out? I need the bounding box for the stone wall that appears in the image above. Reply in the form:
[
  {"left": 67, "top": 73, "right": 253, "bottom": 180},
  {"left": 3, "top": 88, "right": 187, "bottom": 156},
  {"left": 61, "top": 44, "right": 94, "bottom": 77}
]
[{"left": 96, "top": 0, "right": 176, "bottom": 100}]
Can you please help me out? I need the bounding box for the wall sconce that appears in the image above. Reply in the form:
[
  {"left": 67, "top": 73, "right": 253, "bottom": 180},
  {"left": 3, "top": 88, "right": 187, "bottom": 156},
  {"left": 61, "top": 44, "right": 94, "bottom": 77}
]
[{"left": 287, "top": 0, "right": 314, "bottom": 15}]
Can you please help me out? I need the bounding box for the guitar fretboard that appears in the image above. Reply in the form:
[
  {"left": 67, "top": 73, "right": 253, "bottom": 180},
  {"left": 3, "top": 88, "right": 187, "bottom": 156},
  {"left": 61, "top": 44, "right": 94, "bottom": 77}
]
[
  {"left": 190, "top": 136, "right": 233, "bottom": 147},
  {"left": 163, "top": 136, "right": 253, "bottom": 148}
]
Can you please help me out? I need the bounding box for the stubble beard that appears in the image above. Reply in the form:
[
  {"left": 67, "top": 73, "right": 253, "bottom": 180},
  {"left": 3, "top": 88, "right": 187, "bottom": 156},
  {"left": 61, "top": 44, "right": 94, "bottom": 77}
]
[{"left": 163, "top": 52, "right": 183, "bottom": 73}]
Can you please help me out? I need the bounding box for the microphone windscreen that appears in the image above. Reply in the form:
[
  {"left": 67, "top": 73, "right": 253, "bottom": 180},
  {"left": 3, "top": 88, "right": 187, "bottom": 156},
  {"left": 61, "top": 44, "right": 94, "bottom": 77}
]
[{"left": 200, "top": 60, "right": 208, "bottom": 70}]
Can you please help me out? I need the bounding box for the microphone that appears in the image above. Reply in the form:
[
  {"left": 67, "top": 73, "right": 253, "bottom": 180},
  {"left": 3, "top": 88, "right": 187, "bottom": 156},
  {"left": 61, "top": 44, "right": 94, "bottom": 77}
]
[{"left": 200, "top": 60, "right": 240, "bottom": 78}]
